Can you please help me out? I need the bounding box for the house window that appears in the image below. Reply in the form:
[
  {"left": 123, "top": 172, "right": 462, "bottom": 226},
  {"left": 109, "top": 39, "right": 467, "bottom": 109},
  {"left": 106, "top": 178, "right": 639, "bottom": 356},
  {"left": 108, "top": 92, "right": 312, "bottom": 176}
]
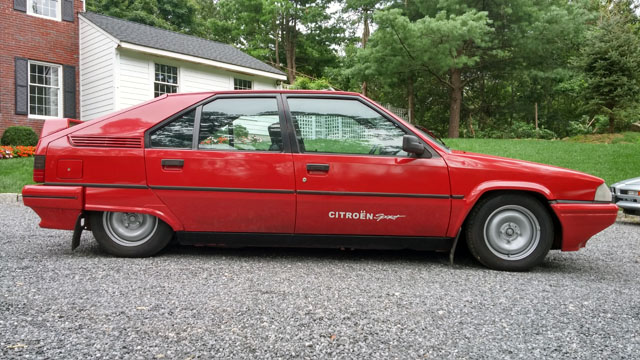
[
  {"left": 154, "top": 63, "right": 178, "bottom": 97},
  {"left": 234, "top": 78, "right": 252, "bottom": 90},
  {"left": 29, "top": 61, "right": 62, "bottom": 118},
  {"left": 27, "top": 0, "right": 61, "bottom": 20}
]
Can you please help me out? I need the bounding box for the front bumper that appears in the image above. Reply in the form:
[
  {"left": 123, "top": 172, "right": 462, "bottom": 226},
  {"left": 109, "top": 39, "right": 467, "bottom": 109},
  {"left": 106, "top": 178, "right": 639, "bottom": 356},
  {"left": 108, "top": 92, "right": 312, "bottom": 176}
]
[
  {"left": 22, "top": 185, "right": 83, "bottom": 230},
  {"left": 551, "top": 202, "right": 618, "bottom": 251},
  {"left": 612, "top": 196, "right": 640, "bottom": 215}
]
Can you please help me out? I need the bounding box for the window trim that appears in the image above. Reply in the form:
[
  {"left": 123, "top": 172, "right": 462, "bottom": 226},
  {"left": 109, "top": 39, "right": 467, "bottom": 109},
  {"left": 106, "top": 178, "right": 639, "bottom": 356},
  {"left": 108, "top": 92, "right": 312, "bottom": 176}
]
[
  {"left": 144, "top": 94, "right": 292, "bottom": 153},
  {"left": 26, "top": 0, "right": 62, "bottom": 21},
  {"left": 282, "top": 94, "right": 438, "bottom": 159},
  {"left": 196, "top": 96, "right": 285, "bottom": 153},
  {"left": 234, "top": 78, "right": 253, "bottom": 90},
  {"left": 154, "top": 63, "right": 179, "bottom": 98},
  {"left": 27, "top": 60, "right": 63, "bottom": 119}
]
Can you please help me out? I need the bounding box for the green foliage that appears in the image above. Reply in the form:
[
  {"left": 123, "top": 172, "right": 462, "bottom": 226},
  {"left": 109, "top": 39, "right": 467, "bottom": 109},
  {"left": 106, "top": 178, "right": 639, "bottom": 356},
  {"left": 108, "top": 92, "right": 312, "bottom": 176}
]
[
  {"left": 576, "top": 0, "right": 640, "bottom": 132},
  {"left": 289, "top": 77, "right": 332, "bottom": 90},
  {"left": 233, "top": 124, "right": 249, "bottom": 139},
  {"left": 88, "top": 0, "right": 200, "bottom": 33},
  {"left": 463, "top": 121, "right": 557, "bottom": 140},
  {"left": 1, "top": 126, "right": 38, "bottom": 146}
]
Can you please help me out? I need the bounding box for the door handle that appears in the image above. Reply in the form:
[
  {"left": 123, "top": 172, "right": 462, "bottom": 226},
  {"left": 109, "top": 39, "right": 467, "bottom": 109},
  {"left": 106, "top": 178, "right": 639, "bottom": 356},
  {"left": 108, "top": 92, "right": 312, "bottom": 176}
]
[
  {"left": 161, "top": 159, "right": 184, "bottom": 168},
  {"left": 306, "top": 163, "right": 330, "bottom": 172}
]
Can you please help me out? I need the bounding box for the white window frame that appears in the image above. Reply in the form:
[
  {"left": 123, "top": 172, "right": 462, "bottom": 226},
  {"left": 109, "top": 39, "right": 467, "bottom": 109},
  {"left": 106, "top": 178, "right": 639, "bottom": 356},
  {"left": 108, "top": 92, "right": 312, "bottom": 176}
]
[
  {"left": 234, "top": 78, "right": 253, "bottom": 90},
  {"left": 28, "top": 60, "right": 63, "bottom": 119},
  {"left": 154, "top": 63, "right": 179, "bottom": 97},
  {"left": 26, "top": 0, "right": 62, "bottom": 21}
]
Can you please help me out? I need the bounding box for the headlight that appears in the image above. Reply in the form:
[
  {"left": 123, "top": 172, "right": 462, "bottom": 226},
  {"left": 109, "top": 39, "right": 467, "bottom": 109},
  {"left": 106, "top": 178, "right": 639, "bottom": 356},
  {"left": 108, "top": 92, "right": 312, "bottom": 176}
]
[{"left": 594, "top": 183, "right": 612, "bottom": 202}]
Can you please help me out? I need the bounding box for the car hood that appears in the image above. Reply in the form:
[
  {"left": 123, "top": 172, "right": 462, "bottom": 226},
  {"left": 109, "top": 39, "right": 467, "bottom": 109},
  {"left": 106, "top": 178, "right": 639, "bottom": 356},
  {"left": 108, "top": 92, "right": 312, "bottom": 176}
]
[
  {"left": 446, "top": 150, "right": 604, "bottom": 201},
  {"left": 611, "top": 177, "right": 640, "bottom": 190}
]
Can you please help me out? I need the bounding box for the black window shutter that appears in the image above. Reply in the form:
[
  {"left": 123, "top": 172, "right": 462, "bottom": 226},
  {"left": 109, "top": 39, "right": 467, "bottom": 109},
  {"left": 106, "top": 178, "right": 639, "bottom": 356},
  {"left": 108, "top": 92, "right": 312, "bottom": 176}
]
[
  {"left": 63, "top": 65, "right": 76, "bottom": 118},
  {"left": 62, "top": 0, "right": 74, "bottom": 22},
  {"left": 14, "top": 0, "right": 26, "bottom": 12},
  {"left": 15, "top": 57, "right": 28, "bottom": 115}
]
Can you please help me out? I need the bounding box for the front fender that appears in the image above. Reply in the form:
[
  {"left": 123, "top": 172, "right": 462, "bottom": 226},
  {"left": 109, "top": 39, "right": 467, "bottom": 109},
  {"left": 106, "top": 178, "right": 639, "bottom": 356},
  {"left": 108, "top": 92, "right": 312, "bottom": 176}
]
[{"left": 446, "top": 181, "right": 554, "bottom": 237}]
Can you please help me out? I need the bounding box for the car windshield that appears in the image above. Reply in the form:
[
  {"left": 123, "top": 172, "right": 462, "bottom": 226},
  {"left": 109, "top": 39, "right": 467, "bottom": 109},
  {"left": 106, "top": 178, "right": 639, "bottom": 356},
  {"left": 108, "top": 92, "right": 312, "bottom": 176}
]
[{"left": 413, "top": 125, "right": 450, "bottom": 153}]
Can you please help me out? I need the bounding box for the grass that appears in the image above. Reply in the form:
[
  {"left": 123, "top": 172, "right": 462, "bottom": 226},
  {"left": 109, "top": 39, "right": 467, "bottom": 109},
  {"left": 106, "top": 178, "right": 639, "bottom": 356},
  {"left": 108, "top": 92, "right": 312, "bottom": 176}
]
[
  {"left": 0, "top": 132, "right": 638, "bottom": 193},
  {"left": 0, "top": 157, "right": 35, "bottom": 193},
  {"left": 446, "top": 134, "right": 640, "bottom": 185}
]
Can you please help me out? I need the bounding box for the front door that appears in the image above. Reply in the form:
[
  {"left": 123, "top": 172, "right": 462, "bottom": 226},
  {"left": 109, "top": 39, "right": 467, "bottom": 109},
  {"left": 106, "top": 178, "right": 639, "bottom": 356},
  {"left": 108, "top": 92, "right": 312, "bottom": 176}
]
[
  {"left": 285, "top": 96, "right": 451, "bottom": 237},
  {"left": 145, "top": 95, "right": 296, "bottom": 233}
]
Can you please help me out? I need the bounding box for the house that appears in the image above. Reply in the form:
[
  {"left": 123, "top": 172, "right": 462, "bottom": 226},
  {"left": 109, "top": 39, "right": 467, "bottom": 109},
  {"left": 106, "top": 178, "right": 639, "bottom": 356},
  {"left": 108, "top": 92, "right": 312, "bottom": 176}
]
[
  {"left": 0, "top": 3, "right": 286, "bottom": 136},
  {"left": 78, "top": 12, "right": 286, "bottom": 121},
  {"left": 0, "top": 0, "right": 84, "bottom": 136}
]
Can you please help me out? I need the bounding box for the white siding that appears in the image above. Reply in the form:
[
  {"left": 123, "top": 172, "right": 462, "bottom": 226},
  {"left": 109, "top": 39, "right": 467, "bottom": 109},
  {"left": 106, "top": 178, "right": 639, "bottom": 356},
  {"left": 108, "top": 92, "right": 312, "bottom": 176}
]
[
  {"left": 252, "top": 77, "right": 278, "bottom": 90},
  {"left": 181, "top": 63, "right": 233, "bottom": 92},
  {"left": 79, "top": 17, "right": 117, "bottom": 120},
  {"left": 116, "top": 50, "right": 154, "bottom": 110},
  {"left": 114, "top": 50, "right": 280, "bottom": 111}
]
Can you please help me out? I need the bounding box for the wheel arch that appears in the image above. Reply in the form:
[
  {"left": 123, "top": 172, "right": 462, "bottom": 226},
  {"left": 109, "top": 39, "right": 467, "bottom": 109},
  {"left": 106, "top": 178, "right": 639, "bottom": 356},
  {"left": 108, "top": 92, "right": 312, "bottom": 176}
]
[
  {"left": 84, "top": 206, "right": 183, "bottom": 231},
  {"left": 83, "top": 187, "right": 184, "bottom": 231},
  {"left": 451, "top": 185, "right": 562, "bottom": 250},
  {"left": 468, "top": 190, "right": 561, "bottom": 249}
]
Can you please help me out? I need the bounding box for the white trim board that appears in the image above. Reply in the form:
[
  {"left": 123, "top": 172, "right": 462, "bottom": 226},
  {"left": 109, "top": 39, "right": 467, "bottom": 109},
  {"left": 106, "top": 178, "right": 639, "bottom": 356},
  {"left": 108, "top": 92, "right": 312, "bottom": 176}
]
[{"left": 119, "top": 42, "right": 287, "bottom": 81}]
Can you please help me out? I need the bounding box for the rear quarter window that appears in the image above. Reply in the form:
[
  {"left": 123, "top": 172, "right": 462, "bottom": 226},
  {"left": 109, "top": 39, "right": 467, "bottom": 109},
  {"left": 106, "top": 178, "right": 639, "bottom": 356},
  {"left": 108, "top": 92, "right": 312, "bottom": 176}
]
[{"left": 150, "top": 109, "right": 196, "bottom": 148}]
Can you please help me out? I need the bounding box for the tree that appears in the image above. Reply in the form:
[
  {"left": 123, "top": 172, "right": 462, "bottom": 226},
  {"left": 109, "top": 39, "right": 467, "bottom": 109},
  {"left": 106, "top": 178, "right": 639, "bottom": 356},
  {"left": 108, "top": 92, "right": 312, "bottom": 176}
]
[
  {"left": 357, "top": 9, "right": 492, "bottom": 136},
  {"left": 343, "top": 0, "right": 392, "bottom": 95},
  {"left": 579, "top": 0, "right": 640, "bottom": 132},
  {"left": 88, "top": 0, "right": 199, "bottom": 33}
]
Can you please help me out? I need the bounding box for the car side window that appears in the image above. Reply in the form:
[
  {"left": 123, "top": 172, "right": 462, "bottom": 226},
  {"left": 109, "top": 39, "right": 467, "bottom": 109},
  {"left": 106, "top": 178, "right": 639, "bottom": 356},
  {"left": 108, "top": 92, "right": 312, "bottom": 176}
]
[
  {"left": 287, "top": 98, "right": 409, "bottom": 156},
  {"left": 198, "top": 98, "right": 282, "bottom": 152},
  {"left": 150, "top": 109, "right": 196, "bottom": 148}
]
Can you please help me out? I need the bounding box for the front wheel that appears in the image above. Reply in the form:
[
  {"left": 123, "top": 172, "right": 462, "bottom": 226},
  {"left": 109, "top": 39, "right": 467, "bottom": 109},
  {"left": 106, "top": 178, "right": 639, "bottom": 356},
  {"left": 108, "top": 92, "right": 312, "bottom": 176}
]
[
  {"left": 465, "top": 194, "right": 553, "bottom": 271},
  {"left": 91, "top": 211, "right": 173, "bottom": 257}
]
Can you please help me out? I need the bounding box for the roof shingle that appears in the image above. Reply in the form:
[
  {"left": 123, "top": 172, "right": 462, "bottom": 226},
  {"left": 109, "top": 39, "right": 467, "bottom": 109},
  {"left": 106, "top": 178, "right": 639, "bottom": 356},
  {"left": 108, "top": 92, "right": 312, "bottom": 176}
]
[{"left": 81, "top": 12, "right": 285, "bottom": 77}]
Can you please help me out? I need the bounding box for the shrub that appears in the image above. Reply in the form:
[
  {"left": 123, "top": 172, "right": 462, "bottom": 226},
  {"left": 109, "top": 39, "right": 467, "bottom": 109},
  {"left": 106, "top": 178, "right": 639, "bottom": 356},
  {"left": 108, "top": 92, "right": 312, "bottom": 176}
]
[{"left": 1, "top": 126, "right": 38, "bottom": 146}]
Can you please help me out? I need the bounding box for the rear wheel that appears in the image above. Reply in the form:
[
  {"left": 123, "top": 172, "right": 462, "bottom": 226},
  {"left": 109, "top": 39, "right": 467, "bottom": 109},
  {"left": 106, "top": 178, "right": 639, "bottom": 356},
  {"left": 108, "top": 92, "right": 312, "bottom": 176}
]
[
  {"left": 465, "top": 194, "right": 553, "bottom": 271},
  {"left": 91, "top": 211, "right": 172, "bottom": 257}
]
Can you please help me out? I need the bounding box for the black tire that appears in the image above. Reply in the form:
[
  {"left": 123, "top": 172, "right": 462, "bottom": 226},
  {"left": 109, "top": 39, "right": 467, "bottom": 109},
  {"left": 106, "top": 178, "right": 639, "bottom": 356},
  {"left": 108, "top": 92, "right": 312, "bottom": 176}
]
[
  {"left": 90, "top": 211, "right": 173, "bottom": 257},
  {"left": 465, "top": 194, "right": 553, "bottom": 271}
]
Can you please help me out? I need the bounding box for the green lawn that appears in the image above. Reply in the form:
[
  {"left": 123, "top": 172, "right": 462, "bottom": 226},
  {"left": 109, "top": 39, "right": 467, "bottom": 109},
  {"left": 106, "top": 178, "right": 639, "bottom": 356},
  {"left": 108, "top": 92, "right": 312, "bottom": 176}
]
[
  {"left": 0, "top": 157, "right": 35, "bottom": 193},
  {"left": 445, "top": 137, "right": 640, "bottom": 185}
]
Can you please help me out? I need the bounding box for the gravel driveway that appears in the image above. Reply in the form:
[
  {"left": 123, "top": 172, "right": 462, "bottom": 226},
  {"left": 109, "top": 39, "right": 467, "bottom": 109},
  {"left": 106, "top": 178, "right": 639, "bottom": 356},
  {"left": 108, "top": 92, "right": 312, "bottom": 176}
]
[{"left": 1, "top": 200, "right": 639, "bottom": 359}]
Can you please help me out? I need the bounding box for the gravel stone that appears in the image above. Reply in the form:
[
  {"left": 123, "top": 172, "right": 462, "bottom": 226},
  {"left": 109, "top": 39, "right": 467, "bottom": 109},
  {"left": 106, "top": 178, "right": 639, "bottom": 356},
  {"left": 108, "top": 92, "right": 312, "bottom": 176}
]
[{"left": 1, "top": 202, "right": 639, "bottom": 359}]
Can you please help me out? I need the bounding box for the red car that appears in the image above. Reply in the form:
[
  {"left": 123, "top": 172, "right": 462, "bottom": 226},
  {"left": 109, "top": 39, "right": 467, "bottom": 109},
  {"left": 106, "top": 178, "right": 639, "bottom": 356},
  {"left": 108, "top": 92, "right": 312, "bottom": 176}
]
[{"left": 22, "top": 91, "right": 618, "bottom": 271}]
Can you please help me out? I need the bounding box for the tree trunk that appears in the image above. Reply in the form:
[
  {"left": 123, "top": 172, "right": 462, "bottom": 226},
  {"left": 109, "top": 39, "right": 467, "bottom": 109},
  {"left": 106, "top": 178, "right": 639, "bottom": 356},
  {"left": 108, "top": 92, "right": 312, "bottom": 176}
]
[
  {"left": 361, "top": 12, "right": 370, "bottom": 96},
  {"left": 274, "top": 26, "right": 280, "bottom": 68},
  {"left": 407, "top": 74, "right": 415, "bottom": 124},
  {"left": 609, "top": 113, "right": 615, "bottom": 133},
  {"left": 282, "top": 12, "right": 297, "bottom": 84},
  {"left": 284, "top": 25, "right": 296, "bottom": 84},
  {"left": 448, "top": 68, "right": 462, "bottom": 138}
]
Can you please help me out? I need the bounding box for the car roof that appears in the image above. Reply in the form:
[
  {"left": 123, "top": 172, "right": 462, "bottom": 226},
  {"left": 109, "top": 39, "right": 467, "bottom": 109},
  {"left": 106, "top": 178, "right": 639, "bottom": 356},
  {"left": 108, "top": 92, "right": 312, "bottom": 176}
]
[{"left": 164, "top": 90, "right": 364, "bottom": 97}]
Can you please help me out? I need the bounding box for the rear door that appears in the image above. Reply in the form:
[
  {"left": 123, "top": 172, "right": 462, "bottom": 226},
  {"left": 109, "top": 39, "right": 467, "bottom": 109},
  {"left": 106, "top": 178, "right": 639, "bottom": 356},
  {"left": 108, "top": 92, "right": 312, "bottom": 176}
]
[
  {"left": 284, "top": 95, "right": 451, "bottom": 237},
  {"left": 144, "top": 95, "right": 296, "bottom": 233}
]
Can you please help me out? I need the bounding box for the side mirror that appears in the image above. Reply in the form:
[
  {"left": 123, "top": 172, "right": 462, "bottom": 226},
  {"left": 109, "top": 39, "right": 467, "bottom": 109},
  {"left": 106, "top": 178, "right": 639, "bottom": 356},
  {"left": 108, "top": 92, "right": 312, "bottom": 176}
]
[{"left": 402, "top": 135, "right": 426, "bottom": 156}]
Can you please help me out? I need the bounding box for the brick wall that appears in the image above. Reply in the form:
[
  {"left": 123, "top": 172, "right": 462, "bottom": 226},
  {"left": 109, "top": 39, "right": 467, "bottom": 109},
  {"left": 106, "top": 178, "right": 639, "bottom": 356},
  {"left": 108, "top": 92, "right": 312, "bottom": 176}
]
[{"left": 0, "top": 0, "right": 83, "bottom": 137}]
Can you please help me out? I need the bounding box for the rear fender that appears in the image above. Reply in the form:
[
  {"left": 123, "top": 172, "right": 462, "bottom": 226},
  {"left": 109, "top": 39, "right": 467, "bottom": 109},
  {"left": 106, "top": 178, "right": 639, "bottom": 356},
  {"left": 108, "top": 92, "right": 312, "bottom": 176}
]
[{"left": 83, "top": 187, "right": 184, "bottom": 231}]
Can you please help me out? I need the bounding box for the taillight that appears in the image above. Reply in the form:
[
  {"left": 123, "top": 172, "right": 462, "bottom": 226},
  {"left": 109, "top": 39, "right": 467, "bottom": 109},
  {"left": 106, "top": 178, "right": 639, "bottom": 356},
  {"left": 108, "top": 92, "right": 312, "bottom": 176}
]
[{"left": 33, "top": 155, "right": 45, "bottom": 183}]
